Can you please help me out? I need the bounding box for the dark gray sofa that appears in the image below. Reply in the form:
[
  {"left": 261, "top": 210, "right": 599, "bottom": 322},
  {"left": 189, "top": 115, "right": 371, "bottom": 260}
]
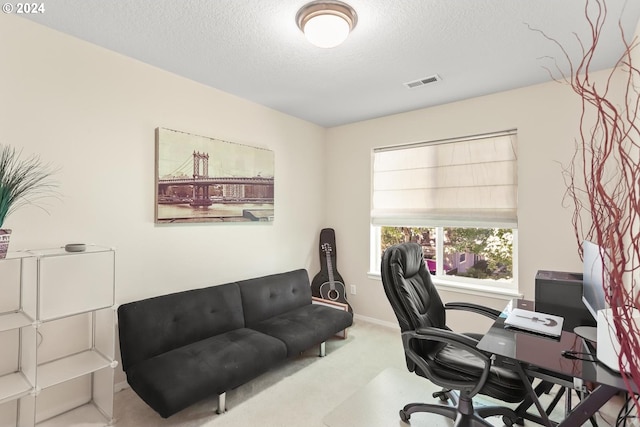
[{"left": 117, "top": 269, "right": 353, "bottom": 418}]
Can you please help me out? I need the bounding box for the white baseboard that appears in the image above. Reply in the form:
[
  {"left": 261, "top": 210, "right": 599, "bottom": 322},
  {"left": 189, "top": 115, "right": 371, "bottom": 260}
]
[{"left": 353, "top": 313, "right": 399, "bottom": 330}]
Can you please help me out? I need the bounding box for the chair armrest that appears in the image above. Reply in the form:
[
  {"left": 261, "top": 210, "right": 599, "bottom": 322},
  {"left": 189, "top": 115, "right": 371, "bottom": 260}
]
[
  {"left": 402, "top": 327, "right": 491, "bottom": 398},
  {"left": 410, "top": 327, "right": 487, "bottom": 357},
  {"left": 444, "top": 302, "right": 501, "bottom": 320}
]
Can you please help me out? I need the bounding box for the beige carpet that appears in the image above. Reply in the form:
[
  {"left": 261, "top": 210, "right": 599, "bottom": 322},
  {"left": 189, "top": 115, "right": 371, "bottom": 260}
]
[
  {"left": 112, "top": 320, "right": 408, "bottom": 427},
  {"left": 323, "top": 366, "right": 453, "bottom": 427},
  {"left": 109, "top": 320, "right": 625, "bottom": 427},
  {"left": 323, "top": 367, "right": 567, "bottom": 427}
]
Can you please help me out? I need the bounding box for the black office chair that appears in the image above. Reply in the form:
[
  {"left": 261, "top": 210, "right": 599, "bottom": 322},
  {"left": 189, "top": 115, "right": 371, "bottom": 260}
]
[{"left": 381, "top": 243, "right": 528, "bottom": 427}]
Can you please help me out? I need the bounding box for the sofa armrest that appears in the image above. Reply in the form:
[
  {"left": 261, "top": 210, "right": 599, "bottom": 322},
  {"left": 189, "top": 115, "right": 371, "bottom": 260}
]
[
  {"left": 312, "top": 296, "right": 349, "bottom": 310},
  {"left": 312, "top": 297, "right": 350, "bottom": 338}
]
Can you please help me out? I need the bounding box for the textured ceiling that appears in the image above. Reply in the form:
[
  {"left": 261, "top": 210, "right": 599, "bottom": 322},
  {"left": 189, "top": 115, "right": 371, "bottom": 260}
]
[{"left": 19, "top": 0, "right": 640, "bottom": 127}]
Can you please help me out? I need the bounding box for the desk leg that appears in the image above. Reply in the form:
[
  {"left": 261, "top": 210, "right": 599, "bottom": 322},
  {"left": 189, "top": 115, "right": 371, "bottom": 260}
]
[
  {"left": 514, "top": 380, "right": 554, "bottom": 419},
  {"left": 557, "top": 384, "right": 618, "bottom": 427},
  {"left": 513, "top": 362, "right": 554, "bottom": 427}
]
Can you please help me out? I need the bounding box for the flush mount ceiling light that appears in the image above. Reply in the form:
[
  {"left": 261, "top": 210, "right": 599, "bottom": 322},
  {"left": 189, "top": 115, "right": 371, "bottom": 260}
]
[{"left": 296, "top": 1, "right": 358, "bottom": 48}]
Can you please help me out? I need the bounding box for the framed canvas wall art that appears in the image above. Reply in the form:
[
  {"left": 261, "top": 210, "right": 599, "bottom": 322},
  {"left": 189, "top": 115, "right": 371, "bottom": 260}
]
[{"left": 155, "top": 128, "right": 274, "bottom": 224}]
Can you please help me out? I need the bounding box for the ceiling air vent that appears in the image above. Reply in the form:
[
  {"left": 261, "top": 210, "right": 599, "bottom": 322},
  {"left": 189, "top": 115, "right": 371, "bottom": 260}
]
[{"left": 404, "top": 74, "right": 441, "bottom": 89}]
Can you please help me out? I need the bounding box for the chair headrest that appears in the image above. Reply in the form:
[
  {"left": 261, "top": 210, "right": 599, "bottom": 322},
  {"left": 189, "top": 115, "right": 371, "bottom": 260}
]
[
  {"left": 391, "top": 242, "right": 424, "bottom": 278},
  {"left": 381, "top": 242, "right": 445, "bottom": 332}
]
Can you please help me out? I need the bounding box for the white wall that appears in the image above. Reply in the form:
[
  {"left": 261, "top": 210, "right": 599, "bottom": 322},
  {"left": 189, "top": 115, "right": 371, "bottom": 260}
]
[
  {"left": 2, "top": 10, "right": 633, "bottom": 392},
  {"left": 325, "top": 75, "right": 594, "bottom": 331},
  {"left": 0, "top": 14, "right": 329, "bottom": 386},
  {"left": 0, "top": 14, "right": 327, "bottom": 304}
]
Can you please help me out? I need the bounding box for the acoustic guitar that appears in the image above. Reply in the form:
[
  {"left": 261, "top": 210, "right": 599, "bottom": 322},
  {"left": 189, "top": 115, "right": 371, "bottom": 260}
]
[
  {"left": 311, "top": 228, "right": 352, "bottom": 312},
  {"left": 318, "top": 243, "right": 350, "bottom": 305}
]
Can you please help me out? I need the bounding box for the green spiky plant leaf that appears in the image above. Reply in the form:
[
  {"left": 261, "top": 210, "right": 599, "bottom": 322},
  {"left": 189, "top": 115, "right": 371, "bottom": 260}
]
[{"left": 0, "top": 145, "right": 58, "bottom": 229}]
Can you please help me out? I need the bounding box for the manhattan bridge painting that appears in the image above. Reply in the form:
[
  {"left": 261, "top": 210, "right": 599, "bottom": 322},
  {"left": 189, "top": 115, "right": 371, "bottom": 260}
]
[{"left": 155, "top": 128, "right": 275, "bottom": 224}]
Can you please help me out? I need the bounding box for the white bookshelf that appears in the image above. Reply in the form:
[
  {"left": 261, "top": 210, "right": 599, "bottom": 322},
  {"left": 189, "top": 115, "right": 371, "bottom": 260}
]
[
  {"left": 0, "top": 253, "right": 37, "bottom": 427},
  {"left": 0, "top": 245, "right": 116, "bottom": 427}
]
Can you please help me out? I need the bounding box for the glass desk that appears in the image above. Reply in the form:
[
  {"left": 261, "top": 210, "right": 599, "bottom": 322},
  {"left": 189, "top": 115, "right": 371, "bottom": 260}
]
[{"left": 477, "top": 299, "right": 633, "bottom": 427}]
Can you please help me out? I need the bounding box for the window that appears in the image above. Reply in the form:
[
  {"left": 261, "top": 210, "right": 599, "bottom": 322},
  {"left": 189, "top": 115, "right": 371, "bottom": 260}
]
[
  {"left": 377, "top": 226, "right": 514, "bottom": 279},
  {"left": 371, "top": 130, "right": 518, "bottom": 294}
]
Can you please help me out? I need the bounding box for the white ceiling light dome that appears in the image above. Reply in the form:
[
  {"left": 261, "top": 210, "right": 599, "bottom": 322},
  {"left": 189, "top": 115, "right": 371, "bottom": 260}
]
[{"left": 296, "top": 1, "right": 358, "bottom": 48}]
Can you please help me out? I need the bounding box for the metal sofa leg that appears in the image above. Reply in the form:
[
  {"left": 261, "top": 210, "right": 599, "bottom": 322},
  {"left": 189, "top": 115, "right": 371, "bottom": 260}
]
[
  {"left": 216, "top": 392, "right": 226, "bottom": 414},
  {"left": 319, "top": 341, "right": 326, "bottom": 357}
]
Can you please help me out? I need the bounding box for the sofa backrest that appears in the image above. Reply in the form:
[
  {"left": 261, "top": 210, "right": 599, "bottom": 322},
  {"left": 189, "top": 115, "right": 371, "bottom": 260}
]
[
  {"left": 238, "top": 269, "right": 312, "bottom": 326},
  {"left": 117, "top": 282, "right": 244, "bottom": 371}
]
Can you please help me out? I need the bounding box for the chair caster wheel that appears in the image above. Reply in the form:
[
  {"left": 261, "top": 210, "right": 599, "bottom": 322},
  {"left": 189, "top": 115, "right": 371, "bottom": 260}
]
[
  {"left": 399, "top": 409, "right": 410, "bottom": 422},
  {"left": 502, "top": 415, "right": 514, "bottom": 427},
  {"left": 432, "top": 390, "right": 449, "bottom": 401}
]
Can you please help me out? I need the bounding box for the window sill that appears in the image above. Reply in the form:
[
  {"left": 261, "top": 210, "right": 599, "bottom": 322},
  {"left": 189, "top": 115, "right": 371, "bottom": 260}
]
[{"left": 368, "top": 272, "right": 522, "bottom": 301}]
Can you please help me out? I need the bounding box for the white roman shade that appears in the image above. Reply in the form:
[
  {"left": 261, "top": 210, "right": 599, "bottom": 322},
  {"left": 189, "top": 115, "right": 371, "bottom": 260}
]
[{"left": 372, "top": 130, "right": 518, "bottom": 228}]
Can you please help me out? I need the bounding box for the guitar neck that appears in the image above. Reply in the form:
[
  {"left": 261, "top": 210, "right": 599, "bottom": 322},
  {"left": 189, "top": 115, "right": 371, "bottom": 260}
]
[{"left": 325, "top": 251, "right": 335, "bottom": 284}]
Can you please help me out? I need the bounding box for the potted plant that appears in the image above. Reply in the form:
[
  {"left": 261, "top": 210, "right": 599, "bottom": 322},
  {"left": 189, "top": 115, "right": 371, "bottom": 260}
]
[{"left": 0, "top": 145, "right": 58, "bottom": 258}]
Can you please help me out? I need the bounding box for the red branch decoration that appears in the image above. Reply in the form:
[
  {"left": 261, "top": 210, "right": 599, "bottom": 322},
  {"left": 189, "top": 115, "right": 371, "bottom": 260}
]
[{"left": 536, "top": 0, "right": 640, "bottom": 406}]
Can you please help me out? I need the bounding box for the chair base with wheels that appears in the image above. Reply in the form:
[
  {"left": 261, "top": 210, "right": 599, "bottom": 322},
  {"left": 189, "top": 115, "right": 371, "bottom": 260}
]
[{"left": 400, "top": 387, "right": 521, "bottom": 427}]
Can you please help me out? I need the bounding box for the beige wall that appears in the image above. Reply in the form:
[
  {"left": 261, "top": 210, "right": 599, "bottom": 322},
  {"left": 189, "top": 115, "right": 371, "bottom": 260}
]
[
  {"left": 0, "top": 14, "right": 330, "bottom": 387},
  {"left": 2, "top": 11, "right": 631, "bottom": 384},
  {"left": 0, "top": 14, "right": 328, "bottom": 305},
  {"left": 325, "top": 76, "right": 593, "bottom": 331}
]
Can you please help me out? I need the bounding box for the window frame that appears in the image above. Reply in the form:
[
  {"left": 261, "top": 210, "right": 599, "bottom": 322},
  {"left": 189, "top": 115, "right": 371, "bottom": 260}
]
[{"left": 369, "top": 225, "right": 520, "bottom": 298}]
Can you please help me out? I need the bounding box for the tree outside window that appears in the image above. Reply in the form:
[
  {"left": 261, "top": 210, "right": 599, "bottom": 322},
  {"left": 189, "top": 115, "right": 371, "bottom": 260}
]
[{"left": 380, "top": 226, "right": 513, "bottom": 280}]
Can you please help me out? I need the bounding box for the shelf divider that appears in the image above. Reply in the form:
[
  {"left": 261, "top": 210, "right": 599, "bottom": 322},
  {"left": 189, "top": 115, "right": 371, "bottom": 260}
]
[
  {"left": 0, "top": 372, "right": 32, "bottom": 405},
  {"left": 0, "top": 311, "right": 33, "bottom": 333},
  {"left": 37, "top": 350, "right": 111, "bottom": 390}
]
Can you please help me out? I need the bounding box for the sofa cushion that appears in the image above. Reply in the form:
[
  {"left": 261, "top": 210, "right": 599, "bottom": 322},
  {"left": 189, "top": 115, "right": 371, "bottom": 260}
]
[
  {"left": 125, "top": 328, "right": 287, "bottom": 418},
  {"left": 238, "top": 269, "right": 312, "bottom": 325},
  {"left": 118, "top": 282, "right": 244, "bottom": 371},
  {"left": 250, "top": 304, "right": 353, "bottom": 357}
]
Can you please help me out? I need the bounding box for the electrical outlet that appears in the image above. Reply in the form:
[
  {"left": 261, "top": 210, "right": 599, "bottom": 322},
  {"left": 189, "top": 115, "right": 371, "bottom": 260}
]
[{"left": 350, "top": 285, "right": 357, "bottom": 295}]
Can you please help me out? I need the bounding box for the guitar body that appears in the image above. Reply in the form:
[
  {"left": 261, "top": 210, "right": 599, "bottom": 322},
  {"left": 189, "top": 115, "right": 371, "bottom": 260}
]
[
  {"left": 311, "top": 228, "right": 352, "bottom": 313},
  {"left": 319, "top": 279, "right": 347, "bottom": 302}
]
